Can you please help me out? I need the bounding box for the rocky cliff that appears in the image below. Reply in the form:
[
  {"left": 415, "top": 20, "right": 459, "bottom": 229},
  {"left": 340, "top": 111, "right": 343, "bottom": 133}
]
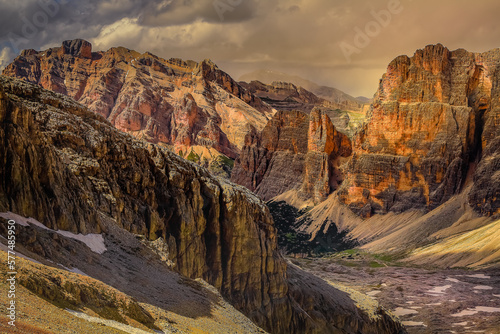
[
  {"left": 339, "top": 44, "right": 500, "bottom": 217},
  {"left": 240, "top": 80, "right": 328, "bottom": 113},
  {"left": 240, "top": 80, "right": 366, "bottom": 137},
  {"left": 2, "top": 39, "right": 274, "bottom": 160},
  {"left": 0, "top": 75, "right": 404, "bottom": 334},
  {"left": 238, "top": 69, "right": 369, "bottom": 111},
  {"left": 231, "top": 109, "right": 352, "bottom": 205}
]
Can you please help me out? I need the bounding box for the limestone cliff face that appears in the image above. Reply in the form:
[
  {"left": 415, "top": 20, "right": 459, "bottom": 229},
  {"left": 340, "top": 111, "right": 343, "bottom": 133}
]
[
  {"left": 240, "top": 80, "right": 328, "bottom": 113},
  {"left": 239, "top": 80, "right": 363, "bottom": 137},
  {"left": 231, "top": 109, "right": 352, "bottom": 204},
  {"left": 339, "top": 44, "right": 500, "bottom": 217},
  {"left": 0, "top": 76, "right": 404, "bottom": 334},
  {"left": 3, "top": 39, "right": 273, "bottom": 159}
]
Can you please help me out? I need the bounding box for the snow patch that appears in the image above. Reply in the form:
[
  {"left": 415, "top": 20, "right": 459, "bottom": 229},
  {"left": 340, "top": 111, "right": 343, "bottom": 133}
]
[
  {"left": 0, "top": 212, "right": 106, "bottom": 254},
  {"left": 473, "top": 285, "right": 493, "bottom": 290},
  {"left": 451, "top": 306, "right": 500, "bottom": 317},
  {"left": 393, "top": 307, "right": 418, "bottom": 316},
  {"left": 58, "top": 264, "right": 89, "bottom": 277},
  {"left": 452, "top": 321, "right": 467, "bottom": 326},
  {"left": 56, "top": 230, "right": 106, "bottom": 254},
  {"left": 367, "top": 290, "right": 381, "bottom": 297},
  {"left": 401, "top": 321, "right": 426, "bottom": 327},
  {"left": 427, "top": 285, "right": 452, "bottom": 294},
  {"left": 446, "top": 277, "right": 461, "bottom": 283},
  {"left": 66, "top": 309, "right": 166, "bottom": 334},
  {"left": 466, "top": 274, "right": 491, "bottom": 279},
  {"left": 0, "top": 212, "right": 30, "bottom": 226}
]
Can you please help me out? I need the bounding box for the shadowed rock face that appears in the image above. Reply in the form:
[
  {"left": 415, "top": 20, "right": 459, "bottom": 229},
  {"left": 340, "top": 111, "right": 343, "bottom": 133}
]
[
  {"left": 2, "top": 39, "right": 274, "bottom": 159},
  {"left": 339, "top": 44, "right": 500, "bottom": 217},
  {"left": 231, "top": 109, "right": 352, "bottom": 204},
  {"left": 0, "top": 76, "right": 405, "bottom": 334}
]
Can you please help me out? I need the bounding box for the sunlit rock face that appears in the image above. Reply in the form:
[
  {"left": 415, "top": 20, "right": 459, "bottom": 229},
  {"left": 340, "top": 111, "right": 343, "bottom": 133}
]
[
  {"left": 231, "top": 109, "right": 352, "bottom": 204},
  {"left": 339, "top": 44, "right": 500, "bottom": 217},
  {"left": 3, "top": 39, "right": 274, "bottom": 160}
]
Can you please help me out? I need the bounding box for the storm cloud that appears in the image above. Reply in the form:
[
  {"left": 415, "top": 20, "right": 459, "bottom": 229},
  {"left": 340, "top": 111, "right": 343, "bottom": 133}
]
[{"left": 0, "top": 0, "right": 499, "bottom": 97}]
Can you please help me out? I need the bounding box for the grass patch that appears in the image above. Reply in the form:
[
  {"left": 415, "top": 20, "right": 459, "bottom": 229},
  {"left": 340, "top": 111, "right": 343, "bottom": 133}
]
[
  {"left": 369, "top": 261, "right": 385, "bottom": 268},
  {"left": 342, "top": 249, "right": 358, "bottom": 255}
]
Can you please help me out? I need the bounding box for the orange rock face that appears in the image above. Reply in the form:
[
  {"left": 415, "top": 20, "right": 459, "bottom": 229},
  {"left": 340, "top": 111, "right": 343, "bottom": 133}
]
[
  {"left": 339, "top": 44, "right": 500, "bottom": 217},
  {"left": 231, "top": 109, "right": 352, "bottom": 204},
  {"left": 3, "top": 39, "right": 273, "bottom": 159}
]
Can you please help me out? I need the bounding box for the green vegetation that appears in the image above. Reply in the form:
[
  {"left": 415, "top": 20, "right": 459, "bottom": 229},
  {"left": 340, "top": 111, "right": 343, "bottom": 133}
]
[
  {"left": 186, "top": 150, "right": 201, "bottom": 163},
  {"left": 208, "top": 154, "right": 235, "bottom": 179},
  {"left": 285, "top": 233, "right": 297, "bottom": 243},
  {"left": 369, "top": 261, "right": 385, "bottom": 268},
  {"left": 217, "top": 155, "right": 234, "bottom": 169},
  {"left": 342, "top": 249, "right": 358, "bottom": 255},
  {"left": 373, "top": 253, "right": 396, "bottom": 262}
]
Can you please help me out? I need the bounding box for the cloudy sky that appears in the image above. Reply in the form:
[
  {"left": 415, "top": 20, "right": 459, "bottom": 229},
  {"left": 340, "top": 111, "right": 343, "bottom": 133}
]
[{"left": 0, "top": 0, "right": 499, "bottom": 97}]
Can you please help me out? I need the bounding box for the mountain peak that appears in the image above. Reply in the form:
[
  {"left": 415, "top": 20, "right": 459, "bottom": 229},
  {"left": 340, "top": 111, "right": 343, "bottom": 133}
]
[{"left": 59, "top": 39, "right": 92, "bottom": 59}]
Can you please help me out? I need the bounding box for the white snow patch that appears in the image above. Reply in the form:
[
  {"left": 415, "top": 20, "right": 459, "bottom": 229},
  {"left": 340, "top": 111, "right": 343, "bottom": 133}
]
[
  {"left": 58, "top": 264, "right": 89, "bottom": 277},
  {"left": 401, "top": 321, "right": 426, "bottom": 327},
  {"left": 0, "top": 212, "right": 106, "bottom": 254},
  {"left": 446, "top": 277, "right": 461, "bottom": 283},
  {"left": 56, "top": 230, "right": 106, "bottom": 254},
  {"left": 367, "top": 290, "right": 381, "bottom": 297},
  {"left": 493, "top": 295, "right": 500, "bottom": 298},
  {"left": 452, "top": 322, "right": 467, "bottom": 326},
  {"left": 452, "top": 306, "right": 500, "bottom": 317},
  {"left": 473, "top": 285, "right": 493, "bottom": 290},
  {"left": 66, "top": 309, "right": 166, "bottom": 334},
  {"left": 393, "top": 307, "right": 418, "bottom": 316},
  {"left": 427, "top": 285, "right": 452, "bottom": 294},
  {"left": 466, "top": 274, "right": 491, "bottom": 279},
  {"left": 0, "top": 212, "right": 30, "bottom": 226}
]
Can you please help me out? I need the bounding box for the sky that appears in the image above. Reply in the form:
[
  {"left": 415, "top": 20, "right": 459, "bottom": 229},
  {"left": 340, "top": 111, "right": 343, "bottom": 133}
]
[{"left": 0, "top": 0, "right": 499, "bottom": 97}]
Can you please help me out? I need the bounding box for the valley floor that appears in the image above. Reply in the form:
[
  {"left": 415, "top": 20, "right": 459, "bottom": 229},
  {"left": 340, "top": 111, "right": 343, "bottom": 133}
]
[{"left": 292, "top": 252, "right": 500, "bottom": 334}]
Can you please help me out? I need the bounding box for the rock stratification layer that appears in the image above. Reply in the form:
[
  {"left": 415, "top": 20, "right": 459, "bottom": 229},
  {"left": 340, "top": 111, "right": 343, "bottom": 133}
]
[
  {"left": 0, "top": 76, "right": 404, "bottom": 334},
  {"left": 3, "top": 39, "right": 273, "bottom": 159},
  {"left": 231, "top": 109, "right": 352, "bottom": 205},
  {"left": 339, "top": 44, "right": 500, "bottom": 217}
]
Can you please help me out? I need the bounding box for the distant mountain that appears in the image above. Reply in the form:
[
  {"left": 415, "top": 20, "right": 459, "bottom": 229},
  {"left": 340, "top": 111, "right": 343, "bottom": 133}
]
[
  {"left": 3, "top": 39, "right": 273, "bottom": 163},
  {"left": 239, "top": 80, "right": 327, "bottom": 113},
  {"left": 239, "top": 69, "right": 371, "bottom": 110}
]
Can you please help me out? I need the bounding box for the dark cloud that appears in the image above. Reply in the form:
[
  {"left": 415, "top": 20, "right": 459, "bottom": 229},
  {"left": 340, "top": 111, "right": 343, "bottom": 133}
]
[{"left": 1, "top": 0, "right": 500, "bottom": 96}]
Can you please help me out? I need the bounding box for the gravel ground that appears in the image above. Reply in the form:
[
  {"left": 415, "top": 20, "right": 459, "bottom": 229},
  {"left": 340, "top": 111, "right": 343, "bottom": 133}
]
[{"left": 292, "top": 254, "right": 500, "bottom": 334}]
